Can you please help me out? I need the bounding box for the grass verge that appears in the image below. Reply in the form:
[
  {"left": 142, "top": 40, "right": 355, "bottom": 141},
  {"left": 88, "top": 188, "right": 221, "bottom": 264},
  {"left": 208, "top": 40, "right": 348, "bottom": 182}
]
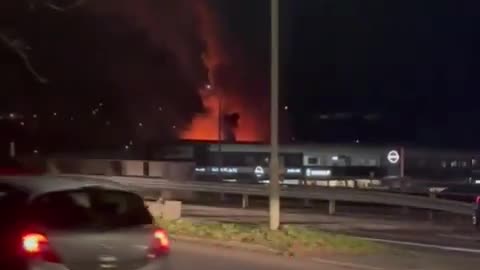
[{"left": 155, "top": 218, "right": 384, "bottom": 256}]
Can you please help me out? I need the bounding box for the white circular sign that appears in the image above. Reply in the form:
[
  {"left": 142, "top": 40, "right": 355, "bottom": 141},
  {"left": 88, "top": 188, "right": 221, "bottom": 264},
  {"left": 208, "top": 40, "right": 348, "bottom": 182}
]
[
  {"left": 254, "top": 166, "right": 264, "bottom": 177},
  {"left": 387, "top": 150, "right": 400, "bottom": 164}
]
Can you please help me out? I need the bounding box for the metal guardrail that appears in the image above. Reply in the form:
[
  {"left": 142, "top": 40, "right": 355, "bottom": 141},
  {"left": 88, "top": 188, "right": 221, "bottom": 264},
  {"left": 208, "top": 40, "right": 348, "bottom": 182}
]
[{"left": 61, "top": 174, "right": 473, "bottom": 216}]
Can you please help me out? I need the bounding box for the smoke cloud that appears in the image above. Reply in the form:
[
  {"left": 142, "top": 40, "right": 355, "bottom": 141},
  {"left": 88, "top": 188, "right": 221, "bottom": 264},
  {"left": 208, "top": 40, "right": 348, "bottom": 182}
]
[
  {"left": 3, "top": 0, "right": 272, "bottom": 146},
  {"left": 79, "top": 0, "right": 208, "bottom": 142},
  {"left": 90, "top": 0, "right": 271, "bottom": 143}
]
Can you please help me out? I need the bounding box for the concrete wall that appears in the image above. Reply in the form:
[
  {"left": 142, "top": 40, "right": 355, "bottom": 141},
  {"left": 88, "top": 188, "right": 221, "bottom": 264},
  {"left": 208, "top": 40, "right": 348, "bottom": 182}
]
[
  {"left": 148, "top": 161, "right": 168, "bottom": 178},
  {"left": 150, "top": 161, "right": 195, "bottom": 201},
  {"left": 38, "top": 159, "right": 194, "bottom": 179},
  {"left": 121, "top": 160, "right": 144, "bottom": 176},
  {"left": 21, "top": 158, "right": 196, "bottom": 201},
  {"left": 43, "top": 158, "right": 123, "bottom": 175}
]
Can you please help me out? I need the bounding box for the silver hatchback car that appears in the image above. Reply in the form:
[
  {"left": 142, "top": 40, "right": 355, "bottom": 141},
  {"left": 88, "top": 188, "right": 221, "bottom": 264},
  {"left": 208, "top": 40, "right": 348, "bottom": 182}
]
[{"left": 0, "top": 176, "right": 170, "bottom": 270}]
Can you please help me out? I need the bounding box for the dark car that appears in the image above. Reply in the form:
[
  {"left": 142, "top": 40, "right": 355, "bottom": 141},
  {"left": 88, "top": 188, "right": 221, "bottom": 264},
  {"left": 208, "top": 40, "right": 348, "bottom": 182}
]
[
  {"left": 437, "top": 184, "right": 480, "bottom": 203},
  {"left": 437, "top": 184, "right": 480, "bottom": 230},
  {"left": 475, "top": 196, "right": 480, "bottom": 231},
  {"left": 0, "top": 176, "right": 170, "bottom": 270}
]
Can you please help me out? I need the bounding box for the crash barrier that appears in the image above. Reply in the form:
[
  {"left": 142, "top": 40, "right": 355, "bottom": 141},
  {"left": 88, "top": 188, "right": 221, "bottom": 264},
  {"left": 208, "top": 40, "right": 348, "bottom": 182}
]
[{"left": 61, "top": 174, "right": 473, "bottom": 216}]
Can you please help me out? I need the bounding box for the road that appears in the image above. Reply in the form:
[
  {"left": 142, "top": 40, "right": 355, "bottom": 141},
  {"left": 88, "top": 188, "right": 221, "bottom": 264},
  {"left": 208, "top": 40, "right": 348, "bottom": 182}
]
[
  {"left": 169, "top": 240, "right": 480, "bottom": 270},
  {"left": 168, "top": 241, "right": 322, "bottom": 270}
]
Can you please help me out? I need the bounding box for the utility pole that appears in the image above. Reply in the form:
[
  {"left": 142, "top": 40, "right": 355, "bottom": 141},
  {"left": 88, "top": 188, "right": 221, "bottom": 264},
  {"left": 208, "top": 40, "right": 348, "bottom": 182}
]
[
  {"left": 269, "top": 0, "right": 280, "bottom": 230},
  {"left": 400, "top": 147, "right": 405, "bottom": 178},
  {"left": 218, "top": 87, "right": 223, "bottom": 181}
]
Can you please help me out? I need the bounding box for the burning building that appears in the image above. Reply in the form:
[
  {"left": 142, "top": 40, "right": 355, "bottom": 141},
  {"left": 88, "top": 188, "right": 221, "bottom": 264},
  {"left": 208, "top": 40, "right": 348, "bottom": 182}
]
[
  {"left": 181, "top": 85, "right": 268, "bottom": 143},
  {"left": 85, "top": 0, "right": 273, "bottom": 144},
  {"left": 180, "top": 1, "right": 269, "bottom": 143}
]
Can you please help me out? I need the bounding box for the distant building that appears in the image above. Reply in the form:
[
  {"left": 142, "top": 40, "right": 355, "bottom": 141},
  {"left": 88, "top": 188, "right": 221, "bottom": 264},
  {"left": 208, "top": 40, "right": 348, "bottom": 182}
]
[{"left": 165, "top": 142, "right": 480, "bottom": 184}]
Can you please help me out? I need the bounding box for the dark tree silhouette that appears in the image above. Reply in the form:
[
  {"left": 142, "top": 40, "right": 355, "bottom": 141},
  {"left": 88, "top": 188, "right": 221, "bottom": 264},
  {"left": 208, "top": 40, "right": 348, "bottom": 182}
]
[{"left": 0, "top": 0, "right": 87, "bottom": 83}]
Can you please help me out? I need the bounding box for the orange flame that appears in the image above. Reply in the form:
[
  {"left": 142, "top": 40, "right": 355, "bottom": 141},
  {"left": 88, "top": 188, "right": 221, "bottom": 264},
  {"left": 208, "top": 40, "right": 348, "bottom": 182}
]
[
  {"left": 180, "top": 1, "right": 267, "bottom": 143},
  {"left": 181, "top": 88, "right": 266, "bottom": 142},
  {"left": 181, "top": 89, "right": 221, "bottom": 141}
]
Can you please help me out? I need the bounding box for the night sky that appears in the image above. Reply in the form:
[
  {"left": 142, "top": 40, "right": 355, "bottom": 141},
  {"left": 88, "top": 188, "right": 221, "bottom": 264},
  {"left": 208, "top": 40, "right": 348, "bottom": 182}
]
[
  {"left": 285, "top": 1, "right": 480, "bottom": 147},
  {"left": 1, "top": 0, "right": 480, "bottom": 153}
]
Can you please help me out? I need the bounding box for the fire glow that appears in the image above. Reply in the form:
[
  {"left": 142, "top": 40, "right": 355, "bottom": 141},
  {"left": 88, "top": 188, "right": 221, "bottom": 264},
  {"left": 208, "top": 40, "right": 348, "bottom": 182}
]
[
  {"left": 181, "top": 86, "right": 267, "bottom": 142},
  {"left": 180, "top": 1, "right": 267, "bottom": 143}
]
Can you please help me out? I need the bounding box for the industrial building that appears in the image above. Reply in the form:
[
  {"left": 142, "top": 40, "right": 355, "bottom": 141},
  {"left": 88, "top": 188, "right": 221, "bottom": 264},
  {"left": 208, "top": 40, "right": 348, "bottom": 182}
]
[{"left": 182, "top": 143, "right": 480, "bottom": 184}]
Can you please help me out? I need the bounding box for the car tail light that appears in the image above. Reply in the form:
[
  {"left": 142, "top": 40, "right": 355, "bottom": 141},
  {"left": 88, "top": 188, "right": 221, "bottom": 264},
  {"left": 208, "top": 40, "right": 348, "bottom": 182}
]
[
  {"left": 154, "top": 229, "right": 170, "bottom": 248},
  {"left": 147, "top": 229, "right": 170, "bottom": 258},
  {"left": 22, "top": 233, "right": 61, "bottom": 263},
  {"left": 23, "top": 233, "right": 47, "bottom": 253}
]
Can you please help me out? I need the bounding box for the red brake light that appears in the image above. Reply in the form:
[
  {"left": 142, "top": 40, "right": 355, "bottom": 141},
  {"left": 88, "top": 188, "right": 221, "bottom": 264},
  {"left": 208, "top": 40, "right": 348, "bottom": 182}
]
[
  {"left": 148, "top": 229, "right": 170, "bottom": 258},
  {"left": 22, "top": 233, "right": 48, "bottom": 253},
  {"left": 21, "top": 233, "right": 61, "bottom": 263},
  {"left": 154, "top": 229, "right": 170, "bottom": 248}
]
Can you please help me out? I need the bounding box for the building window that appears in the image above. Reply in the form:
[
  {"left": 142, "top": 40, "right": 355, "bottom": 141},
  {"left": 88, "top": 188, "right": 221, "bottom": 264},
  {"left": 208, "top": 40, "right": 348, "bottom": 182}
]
[
  {"left": 462, "top": 161, "right": 468, "bottom": 168},
  {"left": 450, "top": 161, "right": 458, "bottom": 168},
  {"left": 245, "top": 156, "right": 256, "bottom": 166},
  {"left": 284, "top": 154, "right": 302, "bottom": 167},
  {"left": 264, "top": 157, "right": 270, "bottom": 166},
  {"left": 307, "top": 157, "right": 318, "bottom": 165},
  {"left": 441, "top": 161, "right": 447, "bottom": 168}
]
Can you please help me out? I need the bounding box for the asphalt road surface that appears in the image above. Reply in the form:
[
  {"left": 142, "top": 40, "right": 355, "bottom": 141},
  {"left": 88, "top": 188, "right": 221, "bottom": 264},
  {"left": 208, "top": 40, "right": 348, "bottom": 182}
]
[
  {"left": 168, "top": 240, "right": 368, "bottom": 270},
  {"left": 168, "top": 240, "right": 480, "bottom": 270}
]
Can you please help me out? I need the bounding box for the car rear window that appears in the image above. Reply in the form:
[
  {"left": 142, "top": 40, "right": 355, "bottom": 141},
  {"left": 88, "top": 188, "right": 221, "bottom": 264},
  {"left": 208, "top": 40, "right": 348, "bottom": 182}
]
[
  {"left": 0, "top": 184, "right": 26, "bottom": 206},
  {"left": 30, "top": 188, "right": 152, "bottom": 230},
  {"left": 0, "top": 184, "right": 28, "bottom": 228}
]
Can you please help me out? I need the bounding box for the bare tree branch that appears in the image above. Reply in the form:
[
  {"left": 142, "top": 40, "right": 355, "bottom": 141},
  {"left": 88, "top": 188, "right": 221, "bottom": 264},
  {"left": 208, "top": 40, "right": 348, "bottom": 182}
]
[
  {"left": 44, "top": 0, "right": 87, "bottom": 11},
  {"left": 0, "top": 1, "right": 88, "bottom": 84},
  {"left": 0, "top": 32, "right": 48, "bottom": 84}
]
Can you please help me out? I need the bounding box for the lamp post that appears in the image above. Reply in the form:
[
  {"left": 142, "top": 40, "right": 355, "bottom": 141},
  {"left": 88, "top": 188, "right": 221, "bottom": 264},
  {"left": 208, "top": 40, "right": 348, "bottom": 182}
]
[
  {"left": 269, "top": 0, "right": 280, "bottom": 230},
  {"left": 218, "top": 87, "right": 223, "bottom": 181}
]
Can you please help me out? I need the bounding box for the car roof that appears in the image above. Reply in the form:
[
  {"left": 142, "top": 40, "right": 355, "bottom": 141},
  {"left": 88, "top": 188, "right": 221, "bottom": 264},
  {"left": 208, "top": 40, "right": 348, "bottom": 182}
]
[{"left": 0, "top": 175, "right": 129, "bottom": 198}]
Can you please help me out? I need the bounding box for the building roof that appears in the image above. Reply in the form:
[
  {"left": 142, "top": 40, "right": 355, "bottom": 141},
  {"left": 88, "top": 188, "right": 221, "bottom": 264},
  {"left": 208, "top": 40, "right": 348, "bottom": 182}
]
[
  {"left": 197, "top": 142, "right": 480, "bottom": 157},
  {"left": 205, "top": 143, "right": 390, "bottom": 154}
]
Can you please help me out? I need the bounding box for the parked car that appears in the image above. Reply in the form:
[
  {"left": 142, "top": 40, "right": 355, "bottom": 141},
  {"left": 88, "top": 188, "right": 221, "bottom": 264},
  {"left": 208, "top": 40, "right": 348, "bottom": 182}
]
[
  {"left": 0, "top": 176, "right": 170, "bottom": 270},
  {"left": 437, "top": 184, "right": 480, "bottom": 231},
  {"left": 473, "top": 195, "right": 480, "bottom": 231},
  {"left": 437, "top": 184, "right": 480, "bottom": 203}
]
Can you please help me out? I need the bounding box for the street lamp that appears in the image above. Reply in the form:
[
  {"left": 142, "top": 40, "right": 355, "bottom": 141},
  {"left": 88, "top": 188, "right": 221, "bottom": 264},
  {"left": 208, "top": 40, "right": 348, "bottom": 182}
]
[
  {"left": 218, "top": 86, "right": 223, "bottom": 181},
  {"left": 269, "top": 0, "right": 280, "bottom": 231}
]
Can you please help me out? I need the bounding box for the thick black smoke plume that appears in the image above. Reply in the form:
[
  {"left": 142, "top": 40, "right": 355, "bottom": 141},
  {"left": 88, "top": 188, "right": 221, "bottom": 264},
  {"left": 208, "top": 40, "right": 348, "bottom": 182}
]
[{"left": 1, "top": 0, "right": 209, "bottom": 149}]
